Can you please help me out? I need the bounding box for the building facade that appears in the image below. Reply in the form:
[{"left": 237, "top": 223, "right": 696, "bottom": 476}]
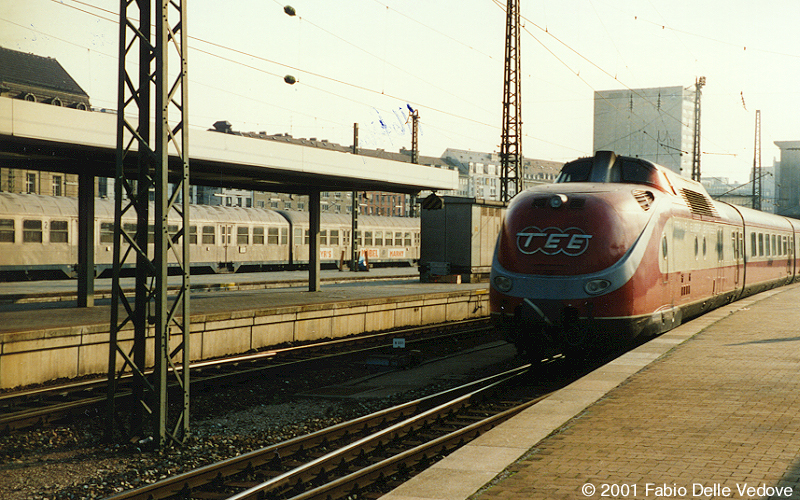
[
  {"left": 774, "top": 141, "right": 800, "bottom": 217},
  {"left": 0, "top": 46, "right": 92, "bottom": 197},
  {"left": 594, "top": 85, "right": 697, "bottom": 176}
]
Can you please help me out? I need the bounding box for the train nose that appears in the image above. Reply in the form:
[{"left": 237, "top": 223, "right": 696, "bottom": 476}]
[{"left": 497, "top": 191, "right": 632, "bottom": 276}]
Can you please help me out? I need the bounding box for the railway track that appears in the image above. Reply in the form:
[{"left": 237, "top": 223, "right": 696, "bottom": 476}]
[
  {"left": 0, "top": 318, "right": 494, "bottom": 434},
  {"left": 105, "top": 364, "right": 537, "bottom": 500}
]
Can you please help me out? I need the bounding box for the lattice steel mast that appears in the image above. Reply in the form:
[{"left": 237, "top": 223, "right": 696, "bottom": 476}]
[
  {"left": 107, "top": 0, "right": 190, "bottom": 448},
  {"left": 752, "top": 110, "right": 762, "bottom": 211},
  {"left": 500, "top": 0, "right": 522, "bottom": 202},
  {"left": 691, "top": 76, "right": 705, "bottom": 182}
]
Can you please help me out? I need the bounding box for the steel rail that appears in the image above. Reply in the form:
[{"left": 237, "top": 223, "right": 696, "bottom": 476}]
[
  {"left": 1, "top": 318, "right": 490, "bottom": 433},
  {"left": 104, "top": 364, "right": 531, "bottom": 500}
]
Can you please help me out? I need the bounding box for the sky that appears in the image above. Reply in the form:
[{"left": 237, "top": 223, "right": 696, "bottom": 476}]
[{"left": 1, "top": 0, "right": 798, "bottom": 184}]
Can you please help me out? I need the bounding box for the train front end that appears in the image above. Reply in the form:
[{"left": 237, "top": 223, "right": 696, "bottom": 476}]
[{"left": 490, "top": 152, "right": 668, "bottom": 359}]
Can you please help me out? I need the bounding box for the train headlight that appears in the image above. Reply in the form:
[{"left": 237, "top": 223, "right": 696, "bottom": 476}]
[
  {"left": 549, "top": 194, "right": 568, "bottom": 208},
  {"left": 493, "top": 275, "right": 513, "bottom": 293},
  {"left": 584, "top": 279, "right": 611, "bottom": 295}
]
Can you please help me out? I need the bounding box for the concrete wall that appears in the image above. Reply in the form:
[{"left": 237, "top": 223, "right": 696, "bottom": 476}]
[{"left": 0, "top": 288, "right": 489, "bottom": 389}]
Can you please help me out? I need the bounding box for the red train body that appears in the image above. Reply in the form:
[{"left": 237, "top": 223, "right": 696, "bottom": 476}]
[{"left": 490, "top": 151, "right": 800, "bottom": 359}]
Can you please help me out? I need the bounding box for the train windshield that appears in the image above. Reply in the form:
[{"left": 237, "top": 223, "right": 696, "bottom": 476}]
[{"left": 556, "top": 157, "right": 663, "bottom": 189}]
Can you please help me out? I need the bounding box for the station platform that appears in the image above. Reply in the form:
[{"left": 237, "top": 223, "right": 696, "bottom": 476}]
[
  {"left": 382, "top": 283, "right": 800, "bottom": 500},
  {"left": 0, "top": 269, "right": 488, "bottom": 389}
]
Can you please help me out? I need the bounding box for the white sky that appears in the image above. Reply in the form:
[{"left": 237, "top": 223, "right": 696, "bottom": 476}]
[{"left": 1, "top": 0, "right": 798, "bottom": 184}]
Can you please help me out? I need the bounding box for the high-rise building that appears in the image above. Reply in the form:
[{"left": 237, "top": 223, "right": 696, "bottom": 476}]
[
  {"left": 593, "top": 86, "right": 697, "bottom": 176},
  {"left": 774, "top": 141, "right": 800, "bottom": 217}
]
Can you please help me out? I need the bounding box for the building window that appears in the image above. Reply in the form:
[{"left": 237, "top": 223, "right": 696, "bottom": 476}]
[
  {"left": 23, "top": 219, "right": 43, "bottom": 242},
  {"left": 26, "top": 173, "right": 36, "bottom": 193},
  {"left": 53, "top": 175, "right": 63, "bottom": 196},
  {"left": 50, "top": 220, "right": 68, "bottom": 243}
]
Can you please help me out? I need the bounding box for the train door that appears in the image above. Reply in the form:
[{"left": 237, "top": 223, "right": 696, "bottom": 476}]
[
  {"left": 220, "top": 224, "right": 233, "bottom": 264},
  {"left": 732, "top": 230, "right": 743, "bottom": 289}
]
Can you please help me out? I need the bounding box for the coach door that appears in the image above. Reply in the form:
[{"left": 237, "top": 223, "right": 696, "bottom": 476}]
[
  {"left": 732, "top": 230, "right": 743, "bottom": 288},
  {"left": 220, "top": 224, "right": 233, "bottom": 263}
]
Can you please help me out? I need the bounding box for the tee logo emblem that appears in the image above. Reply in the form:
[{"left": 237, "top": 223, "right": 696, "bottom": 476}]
[{"left": 516, "top": 226, "right": 592, "bottom": 256}]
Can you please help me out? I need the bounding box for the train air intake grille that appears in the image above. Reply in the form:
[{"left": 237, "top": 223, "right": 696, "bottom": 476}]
[
  {"left": 680, "top": 189, "right": 719, "bottom": 217},
  {"left": 632, "top": 189, "right": 654, "bottom": 211}
]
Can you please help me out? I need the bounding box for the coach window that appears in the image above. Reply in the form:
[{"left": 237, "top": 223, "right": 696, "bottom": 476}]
[
  {"left": 266, "top": 227, "right": 278, "bottom": 244},
  {"left": 0, "top": 219, "right": 14, "bottom": 242},
  {"left": 253, "top": 227, "right": 265, "bottom": 245},
  {"left": 414, "top": 232, "right": 421, "bottom": 247},
  {"left": 294, "top": 227, "right": 303, "bottom": 245},
  {"left": 237, "top": 227, "right": 249, "bottom": 245},
  {"left": 772, "top": 235, "right": 777, "bottom": 255},
  {"left": 758, "top": 234, "right": 764, "bottom": 256},
  {"left": 374, "top": 231, "right": 383, "bottom": 246},
  {"left": 694, "top": 236, "right": 698, "bottom": 259},
  {"left": 395, "top": 231, "right": 403, "bottom": 246},
  {"left": 100, "top": 222, "right": 114, "bottom": 244},
  {"left": 320, "top": 230, "right": 328, "bottom": 246},
  {"left": 702, "top": 237, "right": 707, "bottom": 259},
  {"left": 765, "top": 234, "right": 770, "bottom": 256},
  {"left": 661, "top": 235, "right": 668, "bottom": 259},
  {"left": 364, "top": 231, "right": 373, "bottom": 246},
  {"left": 189, "top": 226, "right": 197, "bottom": 244},
  {"left": 280, "top": 228, "right": 288, "bottom": 245},
  {"left": 23, "top": 220, "right": 43, "bottom": 243},
  {"left": 50, "top": 220, "right": 68, "bottom": 243},
  {"left": 750, "top": 233, "right": 756, "bottom": 257},
  {"left": 202, "top": 226, "right": 215, "bottom": 245},
  {"left": 404, "top": 232, "right": 412, "bottom": 247},
  {"left": 330, "top": 230, "right": 340, "bottom": 245}
]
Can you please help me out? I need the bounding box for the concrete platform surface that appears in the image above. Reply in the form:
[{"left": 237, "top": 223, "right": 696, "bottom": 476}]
[{"left": 381, "top": 283, "right": 800, "bottom": 500}]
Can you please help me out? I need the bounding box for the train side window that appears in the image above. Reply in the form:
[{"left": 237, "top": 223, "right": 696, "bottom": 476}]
[
  {"left": 694, "top": 237, "right": 699, "bottom": 259},
  {"left": 404, "top": 232, "right": 412, "bottom": 247},
  {"left": 732, "top": 233, "right": 738, "bottom": 259},
  {"left": 23, "top": 219, "right": 43, "bottom": 243},
  {"left": 304, "top": 229, "right": 310, "bottom": 245},
  {"left": 267, "top": 227, "right": 280, "bottom": 245},
  {"left": 661, "top": 235, "right": 668, "bottom": 259},
  {"left": 750, "top": 233, "right": 756, "bottom": 257},
  {"left": 100, "top": 222, "right": 114, "bottom": 244},
  {"left": 280, "top": 228, "right": 288, "bottom": 245},
  {"left": 414, "top": 232, "right": 421, "bottom": 247},
  {"left": 266, "top": 227, "right": 278, "bottom": 244},
  {"left": 320, "top": 230, "right": 328, "bottom": 246},
  {"left": 765, "top": 234, "right": 770, "bottom": 256},
  {"left": 0, "top": 219, "right": 14, "bottom": 242},
  {"left": 50, "top": 220, "right": 69, "bottom": 243},
  {"left": 202, "top": 226, "right": 215, "bottom": 245},
  {"left": 237, "top": 226, "right": 249, "bottom": 245},
  {"left": 294, "top": 227, "right": 303, "bottom": 245},
  {"left": 758, "top": 233, "right": 764, "bottom": 256},
  {"left": 189, "top": 226, "right": 197, "bottom": 245},
  {"left": 702, "top": 237, "right": 707, "bottom": 259},
  {"left": 772, "top": 235, "right": 777, "bottom": 255},
  {"left": 374, "top": 231, "right": 383, "bottom": 246},
  {"left": 253, "top": 227, "right": 265, "bottom": 245},
  {"left": 395, "top": 231, "right": 403, "bottom": 246},
  {"left": 784, "top": 236, "right": 788, "bottom": 255},
  {"left": 330, "top": 230, "right": 339, "bottom": 245}
]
